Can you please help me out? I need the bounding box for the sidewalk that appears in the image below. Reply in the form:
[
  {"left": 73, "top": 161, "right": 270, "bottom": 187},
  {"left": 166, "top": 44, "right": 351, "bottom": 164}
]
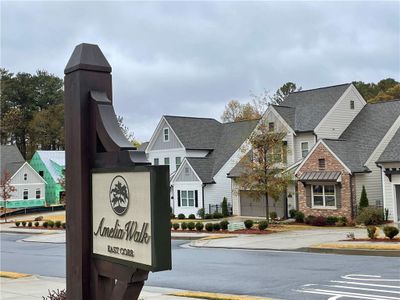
[
  {"left": 0, "top": 275, "right": 273, "bottom": 300},
  {"left": 190, "top": 227, "right": 400, "bottom": 256}
]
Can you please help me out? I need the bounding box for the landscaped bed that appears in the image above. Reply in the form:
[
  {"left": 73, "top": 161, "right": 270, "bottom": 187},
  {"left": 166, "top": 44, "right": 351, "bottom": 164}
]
[{"left": 341, "top": 238, "right": 400, "bottom": 243}]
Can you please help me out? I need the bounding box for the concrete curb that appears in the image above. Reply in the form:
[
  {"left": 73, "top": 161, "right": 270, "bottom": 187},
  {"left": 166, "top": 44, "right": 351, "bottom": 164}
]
[{"left": 190, "top": 244, "right": 400, "bottom": 257}]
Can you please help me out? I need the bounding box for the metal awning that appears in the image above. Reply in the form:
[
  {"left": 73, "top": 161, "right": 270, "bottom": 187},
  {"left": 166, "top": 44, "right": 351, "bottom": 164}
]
[{"left": 299, "top": 171, "right": 341, "bottom": 182}]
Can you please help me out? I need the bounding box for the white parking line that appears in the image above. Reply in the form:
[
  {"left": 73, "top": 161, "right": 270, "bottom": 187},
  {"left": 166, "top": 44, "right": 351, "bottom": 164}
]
[{"left": 296, "top": 274, "right": 400, "bottom": 300}]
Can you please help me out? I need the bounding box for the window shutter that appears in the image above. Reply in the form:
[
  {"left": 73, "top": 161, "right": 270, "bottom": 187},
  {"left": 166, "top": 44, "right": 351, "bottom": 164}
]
[
  {"left": 336, "top": 185, "right": 341, "bottom": 208},
  {"left": 305, "top": 185, "right": 312, "bottom": 207},
  {"left": 195, "top": 190, "right": 198, "bottom": 207},
  {"left": 177, "top": 190, "right": 181, "bottom": 207}
]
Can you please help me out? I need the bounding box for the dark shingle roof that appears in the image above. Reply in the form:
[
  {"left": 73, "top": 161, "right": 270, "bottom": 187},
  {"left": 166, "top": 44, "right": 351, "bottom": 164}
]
[
  {"left": 377, "top": 127, "right": 400, "bottom": 163},
  {"left": 164, "top": 116, "right": 221, "bottom": 150},
  {"left": 324, "top": 100, "right": 400, "bottom": 172},
  {"left": 227, "top": 151, "right": 252, "bottom": 178},
  {"left": 138, "top": 142, "right": 149, "bottom": 151},
  {"left": 0, "top": 145, "right": 25, "bottom": 176},
  {"left": 275, "top": 83, "right": 351, "bottom": 132},
  {"left": 171, "top": 118, "right": 259, "bottom": 183}
]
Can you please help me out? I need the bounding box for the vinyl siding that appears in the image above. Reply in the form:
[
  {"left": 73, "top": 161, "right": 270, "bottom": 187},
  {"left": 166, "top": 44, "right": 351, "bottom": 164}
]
[
  {"left": 262, "top": 109, "right": 295, "bottom": 166},
  {"left": 149, "top": 119, "right": 183, "bottom": 150},
  {"left": 174, "top": 161, "right": 200, "bottom": 182},
  {"left": 294, "top": 133, "right": 316, "bottom": 163},
  {"left": 315, "top": 86, "right": 366, "bottom": 139},
  {"left": 173, "top": 182, "right": 203, "bottom": 217},
  {"left": 381, "top": 163, "right": 400, "bottom": 221}
]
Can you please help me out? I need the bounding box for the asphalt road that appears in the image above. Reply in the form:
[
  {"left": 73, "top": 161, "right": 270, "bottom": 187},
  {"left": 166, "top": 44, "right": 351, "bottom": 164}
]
[{"left": 1, "top": 233, "right": 399, "bottom": 300}]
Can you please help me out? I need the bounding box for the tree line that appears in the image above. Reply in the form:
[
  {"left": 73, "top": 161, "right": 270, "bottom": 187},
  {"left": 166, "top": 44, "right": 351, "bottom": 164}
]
[{"left": 221, "top": 79, "right": 400, "bottom": 122}]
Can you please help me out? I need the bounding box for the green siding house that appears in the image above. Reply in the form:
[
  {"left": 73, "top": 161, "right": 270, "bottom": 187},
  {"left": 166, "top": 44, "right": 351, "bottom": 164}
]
[{"left": 30, "top": 151, "right": 65, "bottom": 206}]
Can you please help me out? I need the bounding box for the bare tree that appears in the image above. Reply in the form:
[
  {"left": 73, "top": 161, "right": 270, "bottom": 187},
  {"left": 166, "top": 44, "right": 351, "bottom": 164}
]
[{"left": 0, "top": 171, "right": 16, "bottom": 223}]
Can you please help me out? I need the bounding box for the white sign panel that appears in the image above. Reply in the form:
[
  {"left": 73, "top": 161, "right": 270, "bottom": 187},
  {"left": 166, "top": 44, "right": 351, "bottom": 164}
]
[{"left": 92, "top": 171, "right": 152, "bottom": 266}]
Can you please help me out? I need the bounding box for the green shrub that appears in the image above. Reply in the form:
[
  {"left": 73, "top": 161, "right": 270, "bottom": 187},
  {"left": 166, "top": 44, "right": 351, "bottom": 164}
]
[
  {"left": 294, "top": 211, "right": 304, "bottom": 223},
  {"left": 48, "top": 220, "right": 55, "bottom": 228},
  {"left": 22, "top": 221, "right": 26, "bottom": 227},
  {"left": 205, "top": 223, "right": 213, "bottom": 232},
  {"left": 269, "top": 211, "right": 278, "bottom": 219},
  {"left": 305, "top": 215, "right": 316, "bottom": 225},
  {"left": 170, "top": 213, "right": 175, "bottom": 219},
  {"left": 55, "top": 221, "right": 62, "bottom": 228},
  {"left": 244, "top": 220, "right": 254, "bottom": 229},
  {"left": 383, "top": 226, "right": 399, "bottom": 239},
  {"left": 15, "top": 221, "right": 20, "bottom": 227},
  {"left": 326, "top": 216, "right": 338, "bottom": 226},
  {"left": 177, "top": 214, "right": 185, "bottom": 220},
  {"left": 34, "top": 216, "right": 43, "bottom": 221},
  {"left": 188, "top": 214, "right": 196, "bottom": 220},
  {"left": 195, "top": 222, "right": 204, "bottom": 231},
  {"left": 289, "top": 209, "right": 298, "bottom": 218},
  {"left": 258, "top": 221, "right": 268, "bottom": 230},
  {"left": 356, "top": 207, "right": 384, "bottom": 225},
  {"left": 172, "top": 223, "right": 179, "bottom": 230},
  {"left": 197, "top": 208, "right": 205, "bottom": 219},
  {"left": 359, "top": 185, "right": 369, "bottom": 210},
  {"left": 34, "top": 221, "right": 40, "bottom": 227},
  {"left": 367, "top": 226, "right": 378, "bottom": 239},
  {"left": 311, "top": 216, "right": 327, "bottom": 226},
  {"left": 221, "top": 197, "right": 229, "bottom": 217},
  {"left": 204, "top": 214, "right": 213, "bottom": 219},
  {"left": 28, "top": 222, "right": 32, "bottom": 227},
  {"left": 187, "top": 222, "right": 195, "bottom": 230},
  {"left": 337, "top": 216, "right": 347, "bottom": 226},
  {"left": 62, "top": 222, "right": 66, "bottom": 229},
  {"left": 220, "top": 220, "right": 229, "bottom": 230},
  {"left": 43, "top": 221, "right": 48, "bottom": 228},
  {"left": 181, "top": 222, "right": 188, "bottom": 230},
  {"left": 213, "top": 212, "right": 223, "bottom": 219},
  {"left": 213, "top": 223, "right": 221, "bottom": 231}
]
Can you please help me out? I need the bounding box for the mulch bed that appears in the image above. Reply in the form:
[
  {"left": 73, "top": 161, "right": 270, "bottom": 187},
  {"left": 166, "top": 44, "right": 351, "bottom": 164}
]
[
  {"left": 341, "top": 238, "right": 400, "bottom": 243},
  {"left": 13, "top": 226, "right": 65, "bottom": 230},
  {"left": 171, "top": 229, "right": 273, "bottom": 234}
]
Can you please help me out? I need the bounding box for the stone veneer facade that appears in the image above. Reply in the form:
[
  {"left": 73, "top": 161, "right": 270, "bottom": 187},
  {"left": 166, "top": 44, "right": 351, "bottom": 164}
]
[{"left": 296, "top": 143, "right": 356, "bottom": 221}]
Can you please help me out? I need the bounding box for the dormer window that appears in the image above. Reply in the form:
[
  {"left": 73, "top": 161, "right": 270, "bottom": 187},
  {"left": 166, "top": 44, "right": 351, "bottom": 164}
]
[
  {"left": 268, "top": 122, "right": 275, "bottom": 132},
  {"left": 163, "top": 128, "right": 169, "bottom": 142},
  {"left": 350, "top": 100, "right": 355, "bottom": 110}
]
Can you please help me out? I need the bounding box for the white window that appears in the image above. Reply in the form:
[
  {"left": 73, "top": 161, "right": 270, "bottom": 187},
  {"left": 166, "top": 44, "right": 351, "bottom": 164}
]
[
  {"left": 36, "top": 189, "right": 41, "bottom": 199},
  {"left": 154, "top": 158, "right": 159, "bottom": 165},
  {"left": 163, "top": 128, "right": 169, "bottom": 142},
  {"left": 181, "top": 190, "right": 195, "bottom": 207},
  {"left": 301, "top": 142, "right": 309, "bottom": 158},
  {"left": 23, "top": 189, "right": 28, "bottom": 200},
  {"left": 312, "top": 185, "right": 336, "bottom": 208},
  {"left": 175, "top": 157, "right": 181, "bottom": 169},
  {"left": 268, "top": 122, "right": 275, "bottom": 132},
  {"left": 164, "top": 157, "right": 170, "bottom": 165},
  {"left": 350, "top": 100, "right": 355, "bottom": 110},
  {"left": 24, "top": 173, "right": 27, "bottom": 181},
  {"left": 184, "top": 167, "right": 190, "bottom": 175}
]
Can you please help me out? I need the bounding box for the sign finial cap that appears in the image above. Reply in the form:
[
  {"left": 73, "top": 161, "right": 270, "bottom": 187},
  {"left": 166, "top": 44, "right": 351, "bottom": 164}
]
[{"left": 64, "top": 43, "right": 112, "bottom": 74}]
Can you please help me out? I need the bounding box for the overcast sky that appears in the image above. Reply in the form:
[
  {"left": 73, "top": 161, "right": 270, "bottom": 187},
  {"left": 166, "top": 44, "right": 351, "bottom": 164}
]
[{"left": 1, "top": 1, "right": 399, "bottom": 142}]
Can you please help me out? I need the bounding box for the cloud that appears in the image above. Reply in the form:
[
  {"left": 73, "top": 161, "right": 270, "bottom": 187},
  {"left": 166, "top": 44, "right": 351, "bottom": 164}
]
[{"left": 1, "top": 1, "right": 399, "bottom": 141}]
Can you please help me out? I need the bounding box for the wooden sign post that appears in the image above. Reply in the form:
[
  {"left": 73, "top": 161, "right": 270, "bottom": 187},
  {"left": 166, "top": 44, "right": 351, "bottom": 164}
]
[{"left": 64, "top": 43, "right": 171, "bottom": 300}]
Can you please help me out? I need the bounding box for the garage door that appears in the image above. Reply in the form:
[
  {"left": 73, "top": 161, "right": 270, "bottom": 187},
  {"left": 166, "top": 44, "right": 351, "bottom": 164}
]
[
  {"left": 239, "top": 191, "right": 285, "bottom": 217},
  {"left": 240, "top": 191, "right": 266, "bottom": 217}
]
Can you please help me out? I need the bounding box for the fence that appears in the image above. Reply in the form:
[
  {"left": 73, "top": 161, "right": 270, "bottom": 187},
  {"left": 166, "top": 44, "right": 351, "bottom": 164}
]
[{"left": 208, "top": 203, "right": 233, "bottom": 216}]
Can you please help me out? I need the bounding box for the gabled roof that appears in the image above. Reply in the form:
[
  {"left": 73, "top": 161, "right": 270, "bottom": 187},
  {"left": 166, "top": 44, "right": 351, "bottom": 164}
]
[
  {"left": 377, "top": 127, "right": 400, "bottom": 164},
  {"left": 34, "top": 151, "right": 65, "bottom": 181},
  {"left": 164, "top": 116, "right": 222, "bottom": 150},
  {"left": 324, "top": 100, "right": 400, "bottom": 172},
  {"left": 0, "top": 145, "right": 25, "bottom": 176},
  {"left": 179, "top": 119, "right": 259, "bottom": 183},
  {"left": 273, "top": 83, "right": 351, "bottom": 132}
]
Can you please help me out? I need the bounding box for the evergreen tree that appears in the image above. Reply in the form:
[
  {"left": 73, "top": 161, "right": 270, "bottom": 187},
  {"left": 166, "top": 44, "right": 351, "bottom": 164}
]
[
  {"left": 221, "top": 197, "right": 229, "bottom": 217},
  {"left": 359, "top": 185, "right": 369, "bottom": 209}
]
